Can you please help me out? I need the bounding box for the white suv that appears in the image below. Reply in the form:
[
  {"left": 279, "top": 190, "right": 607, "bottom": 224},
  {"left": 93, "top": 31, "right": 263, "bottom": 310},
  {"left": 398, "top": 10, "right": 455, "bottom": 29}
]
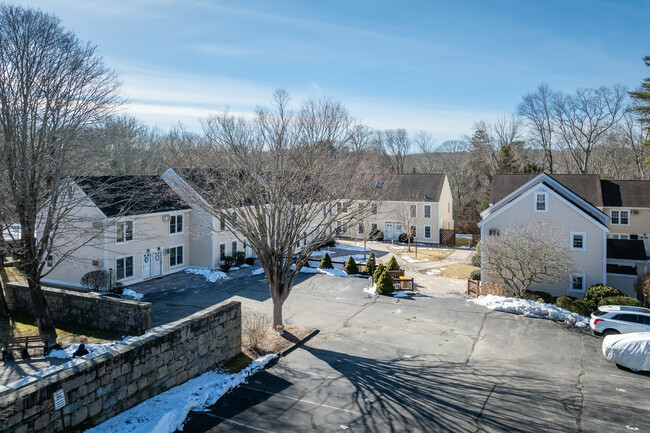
[{"left": 590, "top": 305, "right": 650, "bottom": 337}]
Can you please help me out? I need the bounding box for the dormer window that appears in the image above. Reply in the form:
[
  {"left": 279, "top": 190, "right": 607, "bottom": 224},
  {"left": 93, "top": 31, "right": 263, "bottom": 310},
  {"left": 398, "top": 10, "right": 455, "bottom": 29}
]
[{"left": 534, "top": 192, "right": 547, "bottom": 212}]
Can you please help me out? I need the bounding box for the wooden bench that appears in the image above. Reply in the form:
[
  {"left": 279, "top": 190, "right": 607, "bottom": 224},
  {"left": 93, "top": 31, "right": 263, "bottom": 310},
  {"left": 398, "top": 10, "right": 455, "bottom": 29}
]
[
  {"left": 2, "top": 335, "right": 50, "bottom": 361},
  {"left": 393, "top": 277, "right": 415, "bottom": 291}
]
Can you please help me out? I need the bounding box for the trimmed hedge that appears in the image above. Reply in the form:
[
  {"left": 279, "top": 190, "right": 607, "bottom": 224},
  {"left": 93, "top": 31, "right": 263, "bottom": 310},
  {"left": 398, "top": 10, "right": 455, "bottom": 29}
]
[
  {"left": 598, "top": 296, "right": 642, "bottom": 307},
  {"left": 567, "top": 299, "right": 595, "bottom": 317},
  {"left": 469, "top": 270, "right": 481, "bottom": 281},
  {"left": 373, "top": 264, "right": 386, "bottom": 284},
  {"left": 386, "top": 256, "right": 400, "bottom": 271},
  {"left": 376, "top": 270, "right": 395, "bottom": 295},
  {"left": 471, "top": 241, "right": 481, "bottom": 267},
  {"left": 318, "top": 253, "right": 333, "bottom": 269},
  {"left": 343, "top": 257, "right": 359, "bottom": 275},
  {"left": 584, "top": 284, "right": 623, "bottom": 306},
  {"left": 555, "top": 296, "right": 576, "bottom": 310},
  {"left": 398, "top": 233, "right": 413, "bottom": 244},
  {"left": 364, "top": 252, "right": 376, "bottom": 276},
  {"left": 369, "top": 229, "right": 384, "bottom": 241}
]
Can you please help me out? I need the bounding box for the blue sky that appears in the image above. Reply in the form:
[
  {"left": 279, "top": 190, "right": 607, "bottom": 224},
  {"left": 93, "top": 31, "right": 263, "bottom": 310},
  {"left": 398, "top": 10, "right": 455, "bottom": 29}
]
[{"left": 20, "top": 0, "right": 650, "bottom": 142}]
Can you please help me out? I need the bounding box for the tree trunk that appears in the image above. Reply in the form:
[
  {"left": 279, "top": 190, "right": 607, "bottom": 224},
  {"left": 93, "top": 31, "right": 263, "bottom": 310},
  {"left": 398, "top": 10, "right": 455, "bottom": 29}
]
[
  {"left": 26, "top": 269, "right": 57, "bottom": 339},
  {"left": 272, "top": 296, "right": 284, "bottom": 334},
  {"left": 0, "top": 264, "right": 10, "bottom": 321}
]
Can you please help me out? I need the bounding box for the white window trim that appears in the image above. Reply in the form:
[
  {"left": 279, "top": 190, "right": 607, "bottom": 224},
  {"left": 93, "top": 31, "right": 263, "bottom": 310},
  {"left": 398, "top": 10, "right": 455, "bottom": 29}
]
[
  {"left": 424, "top": 204, "right": 431, "bottom": 219},
  {"left": 231, "top": 240, "right": 238, "bottom": 255},
  {"left": 424, "top": 225, "right": 432, "bottom": 239},
  {"left": 219, "top": 242, "right": 226, "bottom": 262},
  {"left": 410, "top": 203, "right": 417, "bottom": 218},
  {"left": 616, "top": 209, "right": 630, "bottom": 226},
  {"left": 533, "top": 192, "right": 548, "bottom": 213},
  {"left": 570, "top": 231, "right": 586, "bottom": 251},
  {"left": 115, "top": 255, "right": 135, "bottom": 281},
  {"left": 169, "top": 244, "right": 184, "bottom": 268},
  {"left": 569, "top": 273, "right": 586, "bottom": 293},
  {"left": 169, "top": 214, "right": 184, "bottom": 236},
  {"left": 115, "top": 220, "right": 134, "bottom": 244}
]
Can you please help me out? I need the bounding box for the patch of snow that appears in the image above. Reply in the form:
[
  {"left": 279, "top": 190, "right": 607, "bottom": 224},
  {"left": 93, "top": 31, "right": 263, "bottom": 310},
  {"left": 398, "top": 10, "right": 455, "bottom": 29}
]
[
  {"left": 468, "top": 295, "right": 589, "bottom": 327},
  {"left": 426, "top": 269, "right": 441, "bottom": 276},
  {"left": 363, "top": 284, "right": 377, "bottom": 296},
  {"left": 86, "top": 355, "right": 277, "bottom": 433},
  {"left": 251, "top": 268, "right": 265, "bottom": 276},
  {"left": 230, "top": 266, "right": 240, "bottom": 271},
  {"left": 401, "top": 255, "right": 423, "bottom": 263},
  {"left": 47, "top": 342, "right": 122, "bottom": 359},
  {"left": 121, "top": 289, "right": 144, "bottom": 301},
  {"left": 310, "top": 250, "right": 328, "bottom": 258},
  {"left": 185, "top": 267, "right": 231, "bottom": 283},
  {"left": 240, "top": 263, "right": 251, "bottom": 268},
  {"left": 393, "top": 291, "right": 410, "bottom": 298},
  {"left": 300, "top": 267, "right": 349, "bottom": 278}
]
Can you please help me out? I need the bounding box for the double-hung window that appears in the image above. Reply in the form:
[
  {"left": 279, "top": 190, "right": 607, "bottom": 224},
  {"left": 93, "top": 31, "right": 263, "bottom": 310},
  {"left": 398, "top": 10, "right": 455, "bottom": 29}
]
[
  {"left": 371, "top": 223, "right": 378, "bottom": 231},
  {"left": 232, "top": 241, "right": 237, "bottom": 255},
  {"left": 358, "top": 222, "right": 364, "bottom": 235},
  {"left": 220, "top": 243, "right": 226, "bottom": 261},
  {"left": 570, "top": 232, "right": 586, "bottom": 251},
  {"left": 410, "top": 204, "right": 417, "bottom": 218},
  {"left": 220, "top": 217, "right": 226, "bottom": 231},
  {"left": 371, "top": 204, "right": 378, "bottom": 215},
  {"left": 116, "top": 221, "right": 133, "bottom": 243},
  {"left": 570, "top": 273, "right": 586, "bottom": 293},
  {"left": 611, "top": 210, "right": 629, "bottom": 225},
  {"left": 116, "top": 256, "right": 134, "bottom": 280},
  {"left": 424, "top": 225, "right": 431, "bottom": 239},
  {"left": 534, "top": 192, "right": 547, "bottom": 212},
  {"left": 170, "top": 215, "right": 183, "bottom": 234},
  {"left": 170, "top": 245, "right": 184, "bottom": 267},
  {"left": 424, "top": 205, "right": 431, "bottom": 218}
]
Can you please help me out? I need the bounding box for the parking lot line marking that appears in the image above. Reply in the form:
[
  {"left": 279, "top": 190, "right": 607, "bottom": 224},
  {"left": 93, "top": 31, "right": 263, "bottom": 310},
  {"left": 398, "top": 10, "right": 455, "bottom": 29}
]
[
  {"left": 203, "top": 413, "right": 274, "bottom": 432},
  {"left": 242, "top": 386, "right": 363, "bottom": 415}
]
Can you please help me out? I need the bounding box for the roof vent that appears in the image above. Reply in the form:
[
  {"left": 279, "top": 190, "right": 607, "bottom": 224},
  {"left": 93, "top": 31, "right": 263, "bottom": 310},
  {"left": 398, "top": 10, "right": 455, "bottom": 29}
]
[{"left": 375, "top": 181, "right": 384, "bottom": 188}]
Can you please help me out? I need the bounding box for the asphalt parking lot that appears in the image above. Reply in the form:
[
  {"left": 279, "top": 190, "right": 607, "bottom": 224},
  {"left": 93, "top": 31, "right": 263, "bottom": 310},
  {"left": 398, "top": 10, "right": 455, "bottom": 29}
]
[{"left": 137, "top": 272, "right": 650, "bottom": 433}]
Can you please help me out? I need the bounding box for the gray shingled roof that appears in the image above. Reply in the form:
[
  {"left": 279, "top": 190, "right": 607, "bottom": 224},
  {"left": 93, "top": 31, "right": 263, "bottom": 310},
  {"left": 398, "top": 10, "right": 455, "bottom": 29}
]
[
  {"left": 601, "top": 180, "right": 650, "bottom": 208},
  {"left": 76, "top": 175, "right": 190, "bottom": 217},
  {"left": 382, "top": 174, "right": 447, "bottom": 202},
  {"left": 491, "top": 174, "right": 603, "bottom": 206}
]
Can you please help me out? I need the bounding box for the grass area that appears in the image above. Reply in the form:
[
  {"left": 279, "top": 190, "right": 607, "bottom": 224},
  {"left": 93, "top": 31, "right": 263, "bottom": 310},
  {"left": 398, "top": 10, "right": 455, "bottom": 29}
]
[
  {"left": 222, "top": 352, "right": 255, "bottom": 374},
  {"left": 3, "top": 266, "right": 26, "bottom": 283},
  {"left": 455, "top": 236, "right": 472, "bottom": 247},
  {"left": 389, "top": 246, "right": 454, "bottom": 262},
  {"left": 0, "top": 312, "right": 116, "bottom": 346},
  {"left": 424, "top": 263, "right": 479, "bottom": 280}
]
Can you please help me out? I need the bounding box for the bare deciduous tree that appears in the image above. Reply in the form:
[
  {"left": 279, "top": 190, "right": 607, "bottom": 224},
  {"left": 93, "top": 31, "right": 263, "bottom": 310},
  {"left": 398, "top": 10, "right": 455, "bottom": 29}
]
[
  {"left": 0, "top": 5, "right": 121, "bottom": 336},
  {"left": 552, "top": 86, "right": 627, "bottom": 174},
  {"left": 618, "top": 108, "right": 649, "bottom": 180},
  {"left": 413, "top": 131, "right": 437, "bottom": 174},
  {"left": 376, "top": 129, "right": 411, "bottom": 174},
  {"left": 394, "top": 203, "right": 417, "bottom": 252},
  {"left": 179, "top": 90, "right": 386, "bottom": 331},
  {"left": 518, "top": 83, "right": 557, "bottom": 173},
  {"left": 482, "top": 223, "right": 575, "bottom": 296}
]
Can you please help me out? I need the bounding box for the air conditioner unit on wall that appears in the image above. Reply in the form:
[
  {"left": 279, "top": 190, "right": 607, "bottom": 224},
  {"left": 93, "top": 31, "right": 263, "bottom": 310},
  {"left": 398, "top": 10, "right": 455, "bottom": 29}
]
[
  {"left": 92, "top": 259, "right": 103, "bottom": 267},
  {"left": 162, "top": 215, "right": 170, "bottom": 222}
]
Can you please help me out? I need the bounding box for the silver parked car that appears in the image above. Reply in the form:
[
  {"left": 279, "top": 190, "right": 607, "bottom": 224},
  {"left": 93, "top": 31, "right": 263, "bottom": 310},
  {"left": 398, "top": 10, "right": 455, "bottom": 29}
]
[{"left": 589, "top": 305, "right": 650, "bottom": 337}]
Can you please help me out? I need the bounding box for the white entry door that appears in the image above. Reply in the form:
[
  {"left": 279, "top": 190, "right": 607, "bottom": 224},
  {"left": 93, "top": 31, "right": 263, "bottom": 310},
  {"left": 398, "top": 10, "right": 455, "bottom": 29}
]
[
  {"left": 385, "top": 223, "right": 394, "bottom": 240},
  {"left": 395, "top": 224, "right": 404, "bottom": 239},
  {"left": 152, "top": 248, "right": 163, "bottom": 277},
  {"left": 142, "top": 251, "right": 152, "bottom": 279}
]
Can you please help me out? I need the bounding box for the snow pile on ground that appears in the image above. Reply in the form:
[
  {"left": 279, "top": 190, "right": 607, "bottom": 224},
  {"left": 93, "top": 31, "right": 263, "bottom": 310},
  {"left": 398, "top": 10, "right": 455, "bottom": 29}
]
[
  {"left": 393, "top": 291, "right": 411, "bottom": 298},
  {"left": 333, "top": 253, "right": 368, "bottom": 262},
  {"left": 185, "top": 267, "right": 231, "bottom": 283},
  {"left": 363, "top": 284, "right": 377, "bottom": 296},
  {"left": 469, "top": 295, "right": 589, "bottom": 327},
  {"left": 426, "top": 269, "right": 441, "bottom": 276},
  {"left": 251, "top": 267, "right": 265, "bottom": 276},
  {"left": 401, "top": 255, "right": 423, "bottom": 263},
  {"left": 47, "top": 342, "right": 122, "bottom": 359},
  {"left": 310, "top": 250, "right": 328, "bottom": 258},
  {"left": 86, "top": 355, "right": 277, "bottom": 433},
  {"left": 121, "top": 289, "right": 144, "bottom": 301}
]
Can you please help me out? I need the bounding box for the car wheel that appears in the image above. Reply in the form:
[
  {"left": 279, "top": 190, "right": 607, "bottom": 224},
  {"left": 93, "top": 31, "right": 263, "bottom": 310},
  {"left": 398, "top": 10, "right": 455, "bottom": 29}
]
[{"left": 602, "top": 329, "right": 620, "bottom": 337}]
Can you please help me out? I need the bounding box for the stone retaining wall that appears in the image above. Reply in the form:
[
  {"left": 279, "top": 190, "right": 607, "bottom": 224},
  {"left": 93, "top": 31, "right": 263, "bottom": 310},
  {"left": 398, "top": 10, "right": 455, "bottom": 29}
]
[
  {"left": 0, "top": 301, "right": 241, "bottom": 433},
  {"left": 4, "top": 283, "right": 151, "bottom": 335}
]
